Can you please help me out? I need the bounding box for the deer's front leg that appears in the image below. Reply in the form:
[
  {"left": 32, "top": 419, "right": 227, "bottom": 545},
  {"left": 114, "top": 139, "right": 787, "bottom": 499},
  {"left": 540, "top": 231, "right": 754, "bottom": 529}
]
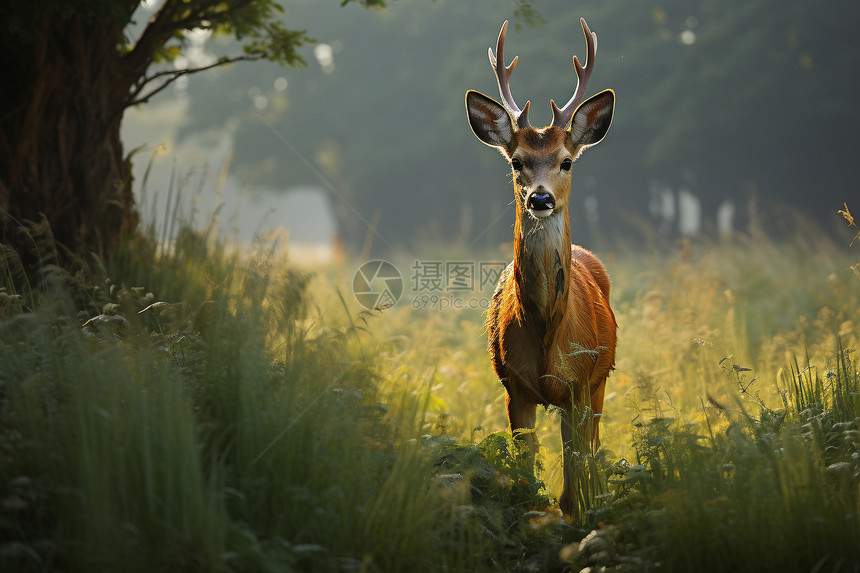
[
  {"left": 505, "top": 389, "right": 538, "bottom": 467},
  {"left": 499, "top": 322, "right": 542, "bottom": 468},
  {"left": 589, "top": 379, "right": 606, "bottom": 452},
  {"left": 559, "top": 384, "right": 601, "bottom": 517},
  {"left": 559, "top": 402, "right": 577, "bottom": 516}
]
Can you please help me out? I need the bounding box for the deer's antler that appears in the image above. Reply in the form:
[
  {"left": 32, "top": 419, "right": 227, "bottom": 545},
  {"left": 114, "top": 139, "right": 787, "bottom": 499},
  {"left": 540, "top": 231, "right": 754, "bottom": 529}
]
[
  {"left": 488, "top": 20, "right": 531, "bottom": 129},
  {"left": 550, "top": 18, "right": 597, "bottom": 129}
]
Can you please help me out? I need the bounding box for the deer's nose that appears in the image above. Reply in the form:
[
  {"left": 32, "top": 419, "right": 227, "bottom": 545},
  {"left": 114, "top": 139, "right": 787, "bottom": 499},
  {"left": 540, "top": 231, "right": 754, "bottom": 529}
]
[{"left": 527, "top": 191, "right": 555, "bottom": 213}]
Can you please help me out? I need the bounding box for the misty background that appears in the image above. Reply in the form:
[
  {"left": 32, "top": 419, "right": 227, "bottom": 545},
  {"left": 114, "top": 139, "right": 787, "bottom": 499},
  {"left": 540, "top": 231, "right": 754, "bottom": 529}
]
[{"left": 122, "top": 0, "right": 860, "bottom": 259}]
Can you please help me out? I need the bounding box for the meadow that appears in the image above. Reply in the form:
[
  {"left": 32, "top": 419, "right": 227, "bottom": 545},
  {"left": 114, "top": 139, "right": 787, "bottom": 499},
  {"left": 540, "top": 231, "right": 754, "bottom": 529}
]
[{"left": 1, "top": 207, "right": 858, "bottom": 572}]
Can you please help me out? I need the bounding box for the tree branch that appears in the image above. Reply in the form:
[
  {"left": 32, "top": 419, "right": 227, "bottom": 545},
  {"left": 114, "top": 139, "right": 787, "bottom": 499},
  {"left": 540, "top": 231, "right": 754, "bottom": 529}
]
[
  {"left": 123, "top": 0, "right": 257, "bottom": 82},
  {"left": 126, "top": 54, "right": 264, "bottom": 108},
  {"left": 168, "top": 0, "right": 257, "bottom": 33},
  {"left": 123, "top": 0, "right": 180, "bottom": 79}
]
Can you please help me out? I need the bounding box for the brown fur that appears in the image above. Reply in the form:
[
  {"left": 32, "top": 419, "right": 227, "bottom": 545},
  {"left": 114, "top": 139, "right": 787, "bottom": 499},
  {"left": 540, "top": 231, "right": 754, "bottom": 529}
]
[
  {"left": 483, "top": 126, "right": 617, "bottom": 516},
  {"left": 486, "top": 234, "right": 616, "bottom": 413},
  {"left": 467, "top": 84, "right": 616, "bottom": 516}
]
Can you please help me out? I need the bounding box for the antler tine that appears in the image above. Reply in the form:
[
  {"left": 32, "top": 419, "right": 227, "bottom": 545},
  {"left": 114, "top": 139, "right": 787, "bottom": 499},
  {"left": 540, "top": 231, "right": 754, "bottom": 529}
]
[
  {"left": 488, "top": 20, "right": 530, "bottom": 128},
  {"left": 550, "top": 18, "right": 597, "bottom": 128}
]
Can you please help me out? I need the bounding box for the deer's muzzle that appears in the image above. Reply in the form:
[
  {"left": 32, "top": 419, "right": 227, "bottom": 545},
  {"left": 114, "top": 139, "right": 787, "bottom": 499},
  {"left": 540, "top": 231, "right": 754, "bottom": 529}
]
[{"left": 526, "top": 191, "right": 555, "bottom": 217}]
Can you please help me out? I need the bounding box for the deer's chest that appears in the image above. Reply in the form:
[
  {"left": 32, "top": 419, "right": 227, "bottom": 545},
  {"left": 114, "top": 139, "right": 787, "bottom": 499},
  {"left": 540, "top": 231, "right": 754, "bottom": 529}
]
[{"left": 518, "top": 214, "right": 568, "bottom": 324}]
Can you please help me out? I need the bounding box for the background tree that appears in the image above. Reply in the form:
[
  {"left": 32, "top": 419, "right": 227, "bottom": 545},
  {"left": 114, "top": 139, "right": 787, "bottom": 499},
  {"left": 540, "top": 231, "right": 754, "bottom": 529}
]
[{"left": 0, "top": 0, "right": 388, "bottom": 270}]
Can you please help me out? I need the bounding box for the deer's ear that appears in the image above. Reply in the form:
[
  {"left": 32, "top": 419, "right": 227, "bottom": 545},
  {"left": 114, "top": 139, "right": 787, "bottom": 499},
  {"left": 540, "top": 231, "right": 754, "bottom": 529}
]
[
  {"left": 466, "top": 90, "right": 515, "bottom": 151},
  {"left": 569, "top": 89, "right": 614, "bottom": 149}
]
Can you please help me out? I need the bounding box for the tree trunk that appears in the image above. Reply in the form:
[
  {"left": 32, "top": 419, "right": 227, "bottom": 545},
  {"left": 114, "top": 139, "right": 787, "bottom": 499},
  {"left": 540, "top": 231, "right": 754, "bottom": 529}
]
[{"left": 0, "top": 16, "right": 136, "bottom": 272}]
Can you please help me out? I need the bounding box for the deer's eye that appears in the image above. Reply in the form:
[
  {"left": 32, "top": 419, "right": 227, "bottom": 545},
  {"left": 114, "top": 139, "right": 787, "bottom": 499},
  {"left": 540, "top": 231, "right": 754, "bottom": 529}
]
[
  {"left": 560, "top": 158, "right": 573, "bottom": 171},
  {"left": 511, "top": 158, "right": 523, "bottom": 171}
]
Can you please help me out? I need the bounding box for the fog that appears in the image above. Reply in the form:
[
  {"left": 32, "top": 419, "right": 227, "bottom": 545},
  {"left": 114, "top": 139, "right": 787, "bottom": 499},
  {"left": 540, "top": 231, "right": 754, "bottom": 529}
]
[{"left": 122, "top": 0, "right": 860, "bottom": 257}]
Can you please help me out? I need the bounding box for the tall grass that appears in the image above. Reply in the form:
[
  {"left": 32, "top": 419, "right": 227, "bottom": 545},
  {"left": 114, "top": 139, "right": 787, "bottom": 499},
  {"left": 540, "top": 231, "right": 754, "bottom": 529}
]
[
  {"left": 0, "top": 225, "right": 492, "bottom": 572},
  {"left": 317, "top": 222, "right": 859, "bottom": 570},
  {"left": 598, "top": 342, "right": 860, "bottom": 572},
  {"left": 1, "top": 198, "right": 858, "bottom": 571}
]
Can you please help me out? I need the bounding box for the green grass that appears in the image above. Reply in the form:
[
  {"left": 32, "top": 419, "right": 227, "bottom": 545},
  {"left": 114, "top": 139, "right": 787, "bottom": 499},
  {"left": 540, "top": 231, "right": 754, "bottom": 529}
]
[
  {"left": 0, "top": 233, "right": 486, "bottom": 572},
  {"left": 1, "top": 215, "right": 859, "bottom": 572}
]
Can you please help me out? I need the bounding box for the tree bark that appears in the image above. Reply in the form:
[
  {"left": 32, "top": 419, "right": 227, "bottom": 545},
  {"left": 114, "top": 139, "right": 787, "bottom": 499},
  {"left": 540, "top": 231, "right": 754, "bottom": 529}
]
[{"left": 0, "top": 15, "right": 136, "bottom": 271}]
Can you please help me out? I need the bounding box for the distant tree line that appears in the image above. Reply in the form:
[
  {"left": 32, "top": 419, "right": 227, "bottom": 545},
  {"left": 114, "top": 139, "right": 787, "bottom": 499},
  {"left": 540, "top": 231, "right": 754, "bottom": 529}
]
[{"left": 176, "top": 0, "right": 859, "bottom": 250}]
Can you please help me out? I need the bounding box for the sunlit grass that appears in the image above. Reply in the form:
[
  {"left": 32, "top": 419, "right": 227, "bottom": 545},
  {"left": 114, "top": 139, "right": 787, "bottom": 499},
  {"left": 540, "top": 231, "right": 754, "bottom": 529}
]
[
  {"left": 321, "top": 228, "right": 859, "bottom": 491},
  {"left": 1, "top": 206, "right": 858, "bottom": 571}
]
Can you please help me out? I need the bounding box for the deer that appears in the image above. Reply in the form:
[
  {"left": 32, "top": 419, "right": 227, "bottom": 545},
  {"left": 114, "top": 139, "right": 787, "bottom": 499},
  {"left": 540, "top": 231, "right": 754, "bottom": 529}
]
[{"left": 465, "top": 18, "right": 617, "bottom": 517}]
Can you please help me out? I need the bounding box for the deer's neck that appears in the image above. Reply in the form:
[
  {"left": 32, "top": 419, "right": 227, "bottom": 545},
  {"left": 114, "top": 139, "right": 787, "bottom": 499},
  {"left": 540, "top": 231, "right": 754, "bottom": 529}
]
[{"left": 512, "top": 201, "right": 572, "bottom": 337}]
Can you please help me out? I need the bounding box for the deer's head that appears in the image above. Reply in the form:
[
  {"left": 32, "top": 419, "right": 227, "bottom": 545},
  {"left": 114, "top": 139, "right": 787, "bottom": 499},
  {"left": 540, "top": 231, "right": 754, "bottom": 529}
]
[{"left": 466, "top": 19, "right": 614, "bottom": 220}]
